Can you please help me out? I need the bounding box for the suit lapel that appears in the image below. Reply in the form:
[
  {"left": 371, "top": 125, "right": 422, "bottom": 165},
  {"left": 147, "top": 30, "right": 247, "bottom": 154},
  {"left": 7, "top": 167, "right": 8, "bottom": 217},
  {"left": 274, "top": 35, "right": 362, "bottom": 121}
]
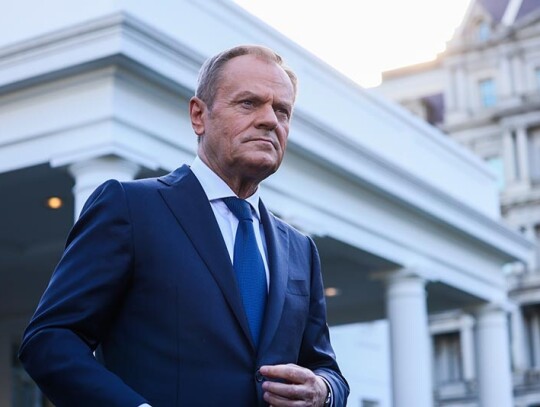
[
  {"left": 258, "top": 200, "right": 289, "bottom": 354},
  {"left": 157, "top": 166, "right": 254, "bottom": 350}
]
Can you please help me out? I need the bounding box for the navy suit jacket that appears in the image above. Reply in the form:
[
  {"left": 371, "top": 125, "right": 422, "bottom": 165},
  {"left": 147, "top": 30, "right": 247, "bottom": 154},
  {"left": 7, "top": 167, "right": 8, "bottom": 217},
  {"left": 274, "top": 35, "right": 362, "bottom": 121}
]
[{"left": 19, "top": 165, "right": 349, "bottom": 406}]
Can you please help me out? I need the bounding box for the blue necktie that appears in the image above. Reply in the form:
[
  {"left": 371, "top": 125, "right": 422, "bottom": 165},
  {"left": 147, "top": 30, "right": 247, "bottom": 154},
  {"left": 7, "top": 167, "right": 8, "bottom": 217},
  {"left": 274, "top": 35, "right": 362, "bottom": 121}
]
[{"left": 223, "top": 197, "right": 267, "bottom": 345}]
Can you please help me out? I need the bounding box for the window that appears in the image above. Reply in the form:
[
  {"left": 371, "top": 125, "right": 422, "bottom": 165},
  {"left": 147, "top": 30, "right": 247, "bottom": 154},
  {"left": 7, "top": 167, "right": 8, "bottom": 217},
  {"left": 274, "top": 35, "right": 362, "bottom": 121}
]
[
  {"left": 433, "top": 332, "right": 463, "bottom": 384},
  {"left": 477, "top": 21, "right": 491, "bottom": 41},
  {"left": 479, "top": 78, "right": 497, "bottom": 107},
  {"left": 525, "top": 305, "right": 540, "bottom": 369},
  {"left": 422, "top": 94, "right": 445, "bottom": 126}
]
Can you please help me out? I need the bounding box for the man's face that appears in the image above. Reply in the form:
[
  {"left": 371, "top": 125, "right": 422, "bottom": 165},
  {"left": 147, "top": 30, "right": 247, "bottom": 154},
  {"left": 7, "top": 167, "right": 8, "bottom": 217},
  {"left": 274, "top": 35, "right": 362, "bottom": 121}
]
[{"left": 191, "top": 54, "right": 295, "bottom": 188}]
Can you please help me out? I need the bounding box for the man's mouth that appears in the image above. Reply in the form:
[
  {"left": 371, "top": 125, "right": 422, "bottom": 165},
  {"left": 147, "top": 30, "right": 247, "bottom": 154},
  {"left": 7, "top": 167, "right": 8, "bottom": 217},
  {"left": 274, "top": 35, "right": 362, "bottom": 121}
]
[{"left": 248, "top": 131, "right": 277, "bottom": 147}]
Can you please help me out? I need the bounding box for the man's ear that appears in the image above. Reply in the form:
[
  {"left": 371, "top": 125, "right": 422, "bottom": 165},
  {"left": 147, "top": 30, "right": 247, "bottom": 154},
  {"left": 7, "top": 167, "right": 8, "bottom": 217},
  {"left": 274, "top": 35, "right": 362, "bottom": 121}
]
[{"left": 189, "top": 97, "right": 206, "bottom": 136}]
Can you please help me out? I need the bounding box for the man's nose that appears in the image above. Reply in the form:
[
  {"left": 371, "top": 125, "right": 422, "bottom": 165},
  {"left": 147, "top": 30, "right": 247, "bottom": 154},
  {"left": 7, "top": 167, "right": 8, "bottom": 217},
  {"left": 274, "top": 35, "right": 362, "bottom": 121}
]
[{"left": 255, "top": 105, "right": 278, "bottom": 130}]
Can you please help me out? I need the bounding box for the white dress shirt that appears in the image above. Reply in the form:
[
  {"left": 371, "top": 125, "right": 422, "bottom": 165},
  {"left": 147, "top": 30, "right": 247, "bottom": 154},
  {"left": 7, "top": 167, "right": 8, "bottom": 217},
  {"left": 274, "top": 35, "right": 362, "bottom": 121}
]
[{"left": 189, "top": 156, "right": 270, "bottom": 287}]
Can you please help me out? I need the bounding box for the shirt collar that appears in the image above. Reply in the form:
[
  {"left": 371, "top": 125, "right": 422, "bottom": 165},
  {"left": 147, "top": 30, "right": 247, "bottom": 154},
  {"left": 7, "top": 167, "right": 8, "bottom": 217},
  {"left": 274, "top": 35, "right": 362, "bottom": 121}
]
[{"left": 190, "top": 156, "right": 261, "bottom": 220}]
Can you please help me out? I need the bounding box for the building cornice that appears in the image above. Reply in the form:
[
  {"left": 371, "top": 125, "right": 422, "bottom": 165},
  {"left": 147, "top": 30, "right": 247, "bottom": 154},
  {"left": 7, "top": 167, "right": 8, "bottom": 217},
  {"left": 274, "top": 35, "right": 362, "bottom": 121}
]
[{"left": 0, "top": 11, "right": 203, "bottom": 95}]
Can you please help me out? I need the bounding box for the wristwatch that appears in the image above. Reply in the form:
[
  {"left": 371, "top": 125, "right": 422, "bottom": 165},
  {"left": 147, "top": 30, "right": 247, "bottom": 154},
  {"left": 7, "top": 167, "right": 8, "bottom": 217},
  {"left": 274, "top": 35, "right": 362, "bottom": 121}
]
[
  {"left": 323, "top": 380, "right": 332, "bottom": 407},
  {"left": 324, "top": 391, "right": 331, "bottom": 406}
]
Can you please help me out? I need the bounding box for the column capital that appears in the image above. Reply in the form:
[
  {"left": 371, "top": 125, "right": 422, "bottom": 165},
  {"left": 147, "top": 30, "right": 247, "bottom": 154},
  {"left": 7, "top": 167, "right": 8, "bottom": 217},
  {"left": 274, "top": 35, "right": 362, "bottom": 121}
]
[
  {"left": 385, "top": 272, "right": 427, "bottom": 301},
  {"left": 458, "top": 313, "right": 475, "bottom": 329},
  {"left": 473, "top": 301, "right": 512, "bottom": 317},
  {"left": 67, "top": 155, "right": 141, "bottom": 220},
  {"left": 68, "top": 155, "right": 140, "bottom": 180},
  {"left": 372, "top": 267, "right": 428, "bottom": 283}
]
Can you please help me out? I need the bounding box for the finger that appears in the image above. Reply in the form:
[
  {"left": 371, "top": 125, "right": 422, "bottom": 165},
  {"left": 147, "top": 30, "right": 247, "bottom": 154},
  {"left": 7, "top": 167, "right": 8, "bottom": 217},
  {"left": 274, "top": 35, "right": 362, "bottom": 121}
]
[
  {"left": 260, "top": 364, "right": 311, "bottom": 384},
  {"left": 263, "top": 380, "right": 307, "bottom": 400},
  {"left": 263, "top": 389, "right": 305, "bottom": 407}
]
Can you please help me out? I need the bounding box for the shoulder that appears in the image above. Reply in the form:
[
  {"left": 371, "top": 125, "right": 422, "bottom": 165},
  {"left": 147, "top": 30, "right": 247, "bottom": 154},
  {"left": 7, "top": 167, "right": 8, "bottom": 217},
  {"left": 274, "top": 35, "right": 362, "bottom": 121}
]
[
  {"left": 116, "top": 165, "right": 192, "bottom": 194},
  {"left": 79, "top": 165, "right": 191, "bottom": 214},
  {"left": 266, "top": 211, "right": 322, "bottom": 280},
  {"left": 267, "top": 210, "right": 316, "bottom": 252}
]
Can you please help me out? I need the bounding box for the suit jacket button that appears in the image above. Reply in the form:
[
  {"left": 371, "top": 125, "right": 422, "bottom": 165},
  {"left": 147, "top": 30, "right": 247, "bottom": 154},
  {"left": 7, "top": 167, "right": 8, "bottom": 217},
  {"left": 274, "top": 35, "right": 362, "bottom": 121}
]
[{"left": 255, "top": 370, "right": 264, "bottom": 383}]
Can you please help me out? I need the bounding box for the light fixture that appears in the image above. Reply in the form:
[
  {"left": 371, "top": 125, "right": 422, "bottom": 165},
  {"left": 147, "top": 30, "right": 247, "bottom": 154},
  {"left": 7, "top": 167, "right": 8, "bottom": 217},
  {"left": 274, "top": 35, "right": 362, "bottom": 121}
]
[
  {"left": 46, "top": 196, "right": 63, "bottom": 209},
  {"left": 324, "top": 287, "right": 341, "bottom": 297}
]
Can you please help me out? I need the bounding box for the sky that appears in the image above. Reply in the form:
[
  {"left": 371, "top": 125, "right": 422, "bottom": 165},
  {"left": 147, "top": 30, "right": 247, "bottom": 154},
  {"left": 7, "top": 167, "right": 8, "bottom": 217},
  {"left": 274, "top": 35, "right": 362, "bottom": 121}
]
[{"left": 233, "top": 0, "right": 472, "bottom": 87}]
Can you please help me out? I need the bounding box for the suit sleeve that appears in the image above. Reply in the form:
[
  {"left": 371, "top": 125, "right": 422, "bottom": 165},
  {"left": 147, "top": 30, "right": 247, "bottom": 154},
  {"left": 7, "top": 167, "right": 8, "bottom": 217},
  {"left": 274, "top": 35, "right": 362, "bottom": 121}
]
[
  {"left": 298, "top": 237, "right": 350, "bottom": 407},
  {"left": 18, "top": 180, "right": 147, "bottom": 407}
]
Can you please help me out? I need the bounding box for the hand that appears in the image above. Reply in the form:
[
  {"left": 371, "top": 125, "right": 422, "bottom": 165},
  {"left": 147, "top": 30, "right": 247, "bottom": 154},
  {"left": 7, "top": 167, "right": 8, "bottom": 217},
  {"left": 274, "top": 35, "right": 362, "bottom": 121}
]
[{"left": 260, "top": 363, "right": 328, "bottom": 407}]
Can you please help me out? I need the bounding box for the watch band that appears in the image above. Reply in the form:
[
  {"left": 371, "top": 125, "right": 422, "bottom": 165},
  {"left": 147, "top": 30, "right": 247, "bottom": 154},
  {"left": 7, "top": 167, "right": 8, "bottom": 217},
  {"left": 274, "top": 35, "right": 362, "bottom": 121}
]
[{"left": 323, "top": 379, "right": 332, "bottom": 406}]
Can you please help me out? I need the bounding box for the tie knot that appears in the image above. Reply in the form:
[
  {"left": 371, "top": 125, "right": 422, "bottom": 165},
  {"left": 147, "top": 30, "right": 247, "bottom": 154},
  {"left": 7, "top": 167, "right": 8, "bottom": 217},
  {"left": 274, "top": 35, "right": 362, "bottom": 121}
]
[{"left": 223, "top": 197, "right": 253, "bottom": 221}]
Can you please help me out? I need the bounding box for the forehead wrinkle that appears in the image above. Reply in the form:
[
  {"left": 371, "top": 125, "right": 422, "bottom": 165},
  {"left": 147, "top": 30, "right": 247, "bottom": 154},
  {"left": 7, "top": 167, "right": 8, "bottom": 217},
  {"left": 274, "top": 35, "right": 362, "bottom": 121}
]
[
  {"left": 216, "top": 58, "right": 294, "bottom": 104},
  {"left": 234, "top": 89, "right": 272, "bottom": 102}
]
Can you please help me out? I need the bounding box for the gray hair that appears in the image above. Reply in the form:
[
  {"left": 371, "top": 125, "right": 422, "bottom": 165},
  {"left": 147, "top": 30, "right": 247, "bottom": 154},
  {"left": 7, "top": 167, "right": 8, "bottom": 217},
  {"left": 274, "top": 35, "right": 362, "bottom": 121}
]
[{"left": 195, "top": 45, "right": 298, "bottom": 107}]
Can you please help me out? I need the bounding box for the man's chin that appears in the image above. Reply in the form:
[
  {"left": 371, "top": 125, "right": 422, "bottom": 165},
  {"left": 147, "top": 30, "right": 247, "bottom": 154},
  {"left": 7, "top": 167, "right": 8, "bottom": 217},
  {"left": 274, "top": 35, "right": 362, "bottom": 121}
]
[{"left": 242, "top": 159, "right": 280, "bottom": 179}]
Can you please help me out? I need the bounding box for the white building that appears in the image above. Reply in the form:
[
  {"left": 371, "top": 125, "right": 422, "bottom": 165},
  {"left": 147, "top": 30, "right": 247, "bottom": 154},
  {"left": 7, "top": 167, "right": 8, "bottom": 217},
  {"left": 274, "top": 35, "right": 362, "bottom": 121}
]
[
  {"left": 0, "top": 1, "right": 531, "bottom": 406},
  {"left": 376, "top": 0, "right": 540, "bottom": 405}
]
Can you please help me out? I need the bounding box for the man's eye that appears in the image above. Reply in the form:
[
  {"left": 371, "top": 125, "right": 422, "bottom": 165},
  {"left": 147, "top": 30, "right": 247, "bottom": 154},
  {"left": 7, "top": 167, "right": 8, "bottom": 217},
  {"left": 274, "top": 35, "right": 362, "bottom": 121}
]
[
  {"left": 241, "top": 100, "right": 254, "bottom": 107},
  {"left": 276, "top": 108, "right": 290, "bottom": 119}
]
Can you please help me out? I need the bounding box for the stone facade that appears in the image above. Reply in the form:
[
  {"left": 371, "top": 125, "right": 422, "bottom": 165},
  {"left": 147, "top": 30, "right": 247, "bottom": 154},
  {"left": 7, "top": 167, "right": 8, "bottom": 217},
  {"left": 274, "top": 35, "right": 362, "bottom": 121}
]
[{"left": 377, "top": 1, "right": 540, "bottom": 405}]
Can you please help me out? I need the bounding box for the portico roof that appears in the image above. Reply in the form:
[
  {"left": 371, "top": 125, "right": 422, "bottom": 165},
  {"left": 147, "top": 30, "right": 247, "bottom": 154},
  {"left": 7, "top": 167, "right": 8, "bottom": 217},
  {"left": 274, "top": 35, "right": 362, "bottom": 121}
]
[{"left": 0, "top": 1, "right": 533, "bottom": 326}]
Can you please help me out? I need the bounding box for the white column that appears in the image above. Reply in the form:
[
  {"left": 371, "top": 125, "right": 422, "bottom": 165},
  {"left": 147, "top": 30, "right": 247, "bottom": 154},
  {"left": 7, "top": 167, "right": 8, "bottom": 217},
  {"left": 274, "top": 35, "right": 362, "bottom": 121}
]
[
  {"left": 510, "top": 305, "right": 528, "bottom": 372},
  {"left": 386, "top": 273, "right": 433, "bottom": 407},
  {"left": 68, "top": 156, "right": 140, "bottom": 220},
  {"left": 459, "top": 314, "right": 475, "bottom": 382},
  {"left": 516, "top": 126, "right": 530, "bottom": 184},
  {"left": 503, "top": 129, "right": 517, "bottom": 184},
  {"left": 476, "top": 304, "right": 513, "bottom": 407}
]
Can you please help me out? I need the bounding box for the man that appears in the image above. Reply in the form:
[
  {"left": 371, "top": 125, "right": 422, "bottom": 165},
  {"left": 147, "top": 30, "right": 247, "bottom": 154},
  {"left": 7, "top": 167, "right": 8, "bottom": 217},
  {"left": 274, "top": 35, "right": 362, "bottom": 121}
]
[{"left": 19, "top": 45, "right": 349, "bottom": 406}]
